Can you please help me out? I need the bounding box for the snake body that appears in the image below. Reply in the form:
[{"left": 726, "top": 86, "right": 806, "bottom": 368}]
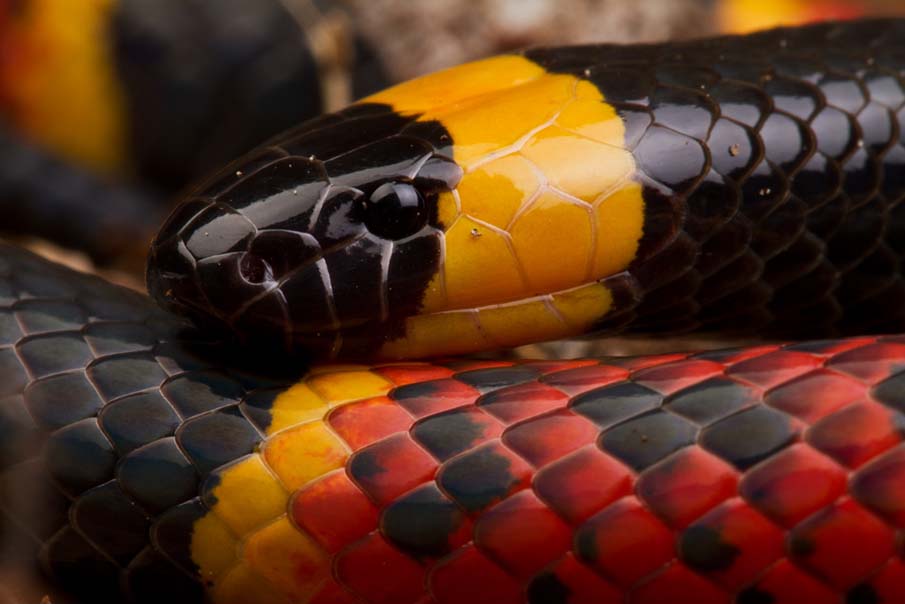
[{"left": 2, "top": 18, "right": 905, "bottom": 604}]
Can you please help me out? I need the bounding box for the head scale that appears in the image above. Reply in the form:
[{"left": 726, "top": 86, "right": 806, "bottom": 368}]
[{"left": 148, "top": 56, "right": 645, "bottom": 359}]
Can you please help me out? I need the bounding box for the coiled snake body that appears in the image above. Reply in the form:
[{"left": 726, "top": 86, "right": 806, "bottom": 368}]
[{"left": 3, "top": 18, "right": 905, "bottom": 604}]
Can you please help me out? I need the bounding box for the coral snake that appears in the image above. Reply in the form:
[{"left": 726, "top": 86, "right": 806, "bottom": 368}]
[{"left": 2, "top": 17, "right": 905, "bottom": 604}]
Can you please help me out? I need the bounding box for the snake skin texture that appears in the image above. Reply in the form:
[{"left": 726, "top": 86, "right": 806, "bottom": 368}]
[
  {"left": 6, "top": 18, "right": 905, "bottom": 604},
  {"left": 526, "top": 18, "right": 905, "bottom": 336},
  {"left": 147, "top": 102, "right": 463, "bottom": 358},
  {"left": 3, "top": 243, "right": 905, "bottom": 603},
  {"left": 146, "top": 19, "right": 905, "bottom": 360}
]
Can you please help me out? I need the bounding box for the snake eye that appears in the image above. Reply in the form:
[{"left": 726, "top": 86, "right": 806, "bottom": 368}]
[{"left": 364, "top": 181, "right": 427, "bottom": 239}]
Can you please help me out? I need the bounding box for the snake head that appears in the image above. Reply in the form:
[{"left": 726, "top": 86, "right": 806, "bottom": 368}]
[
  {"left": 147, "top": 103, "right": 461, "bottom": 358},
  {"left": 148, "top": 55, "right": 646, "bottom": 359}
]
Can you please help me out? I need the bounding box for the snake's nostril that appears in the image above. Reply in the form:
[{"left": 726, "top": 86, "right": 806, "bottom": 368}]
[
  {"left": 247, "top": 230, "right": 322, "bottom": 279},
  {"left": 239, "top": 253, "right": 273, "bottom": 285}
]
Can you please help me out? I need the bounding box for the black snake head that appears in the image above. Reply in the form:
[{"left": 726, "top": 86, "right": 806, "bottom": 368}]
[{"left": 147, "top": 103, "right": 463, "bottom": 359}]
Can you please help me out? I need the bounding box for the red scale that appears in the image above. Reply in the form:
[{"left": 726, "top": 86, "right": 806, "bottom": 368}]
[
  {"left": 631, "top": 358, "right": 725, "bottom": 395},
  {"left": 789, "top": 498, "right": 897, "bottom": 589},
  {"left": 348, "top": 432, "right": 438, "bottom": 505},
  {"left": 851, "top": 445, "right": 905, "bottom": 527},
  {"left": 766, "top": 368, "right": 867, "bottom": 423},
  {"left": 637, "top": 447, "right": 739, "bottom": 529},
  {"left": 473, "top": 490, "right": 573, "bottom": 580},
  {"left": 501, "top": 409, "right": 599, "bottom": 467},
  {"left": 308, "top": 578, "right": 360, "bottom": 604},
  {"left": 533, "top": 444, "right": 634, "bottom": 525},
  {"left": 393, "top": 379, "right": 480, "bottom": 417},
  {"left": 477, "top": 381, "right": 569, "bottom": 424},
  {"left": 543, "top": 553, "right": 622, "bottom": 604},
  {"left": 682, "top": 497, "right": 785, "bottom": 590},
  {"left": 376, "top": 364, "right": 455, "bottom": 385},
  {"left": 336, "top": 533, "right": 426, "bottom": 604},
  {"left": 428, "top": 545, "right": 522, "bottom": 604},
  {"left": 739, "top": 443, "right": 847, "bottom": 527},
  {"left": 576, "top": 496, "right": 675, "bottom": 587},
  {"left": 828, "top": 341, "right": 905, "bottom": 383},
  {"left": 630, "top": 562, "right": 729, "bottom": 604},
  {"left": 328, "top": 396, "right": 414, "bottom": 451},
  {"left": 807, "top": 401, "right": 904, "bottom": 468},
  {"left": 539, "top": 363, "right": 630, "bottom": 396},
  {"left": 292, "top": 471, "right": 379, "bottom": 553},
  {"left": 727, "top": 350, "right": 823, "bottom": 389},
  {"left": 742, "top": 560, "right": 837, "bottom": 604},
  {"left": 867, "top": 559, "right": 905, "bottom": 602}
]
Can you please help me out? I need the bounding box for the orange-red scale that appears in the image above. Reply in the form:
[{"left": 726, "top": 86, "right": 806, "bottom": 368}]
[{"left": 192, "top": 338, "right": 905, "bottom": 603}]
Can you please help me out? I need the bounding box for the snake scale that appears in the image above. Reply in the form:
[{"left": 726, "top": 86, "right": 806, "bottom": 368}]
[{"left": 2, "top": 17, "right": 905, "bottom": 604}]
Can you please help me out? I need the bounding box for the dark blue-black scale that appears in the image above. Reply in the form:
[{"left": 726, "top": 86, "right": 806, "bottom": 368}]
[
  {"left": 664, "top": 377, "right": 759, "bottom": 424},
  {"left": 5, "top": 19, "right": 905, "bottom": 604},
  {"left": 570, "top": 381, "right": 663, "bottom": 428},
  {"left": 411, "top": 407, "right": 492, "bottom": 460},
  {"left": 526, "top": 572, "right": 572, "bottom": 604},
  {"left": 679, "top": 523, "right": 741, "bottom": 572},
  {"left": 872, "top": 371, "right": 905, "bottom": 414},
  {"left": 598, "top": 409, "right": 697, "bottom": 471},
  {"left": 0, "top": 243, "right": 305, "bottom": 604},
  {"left": 437, "top": 444, "right": 522, "bottom": 513},
  {"left": 454, "top": 366, "right": 541, "bottom": 392},
  {"left": 526, "top": 18, "right": 905, "bottom": 339},
  {"left": 380, "top": 483, "right": 466, "bottom": 559},
  {"left": 700, "top": 405, "right": 799, "bottom": 469},
  {"left": 148, "top": 102, "right": 456, "bottom": 359}
]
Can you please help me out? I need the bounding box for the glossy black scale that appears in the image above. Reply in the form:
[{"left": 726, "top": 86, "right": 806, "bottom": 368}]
[
  {"left": 148, "top": 104, "right": 460, "bottom": 359},
  {"left": 412, "top": 406, "right": 500, "bottom": 460},
  {"left": 437, "top": 443, "right": 528, "bottom": 513},
  {"left": 597, "top": 410, "right": 698, "bottom": 471},
  {"left": 0, "top": 244, "right": 302, "bottom": 604},
  {"left": 527, "top": 17, "right": 905, "bottom": 339},
  {"left": 8, "top": 21, "right": 905, "bottom": 602},
  {"left": 380, "top": 483, "right": 467, "bottom": 558},
  {"left": 698, "top": 406, "right": 799, "bottom": 470},
  {"left": 570, "top": 382, "right": 663, "bottom": 428}
]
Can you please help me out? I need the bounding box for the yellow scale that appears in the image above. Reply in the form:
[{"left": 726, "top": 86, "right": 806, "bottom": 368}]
[
  {"left": 191, "top": 55, "right": 647, "bottom": 603},
  {"left": 367, "top": 56, "right": 644, "bottom": 358},
  {"left": 194, "top": 367, "right": 395, "bottom": 603}
]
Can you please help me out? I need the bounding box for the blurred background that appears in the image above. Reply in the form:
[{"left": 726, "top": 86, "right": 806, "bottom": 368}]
[{"left": 1, "top": 0, "right": 905, "bottom": 601}]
